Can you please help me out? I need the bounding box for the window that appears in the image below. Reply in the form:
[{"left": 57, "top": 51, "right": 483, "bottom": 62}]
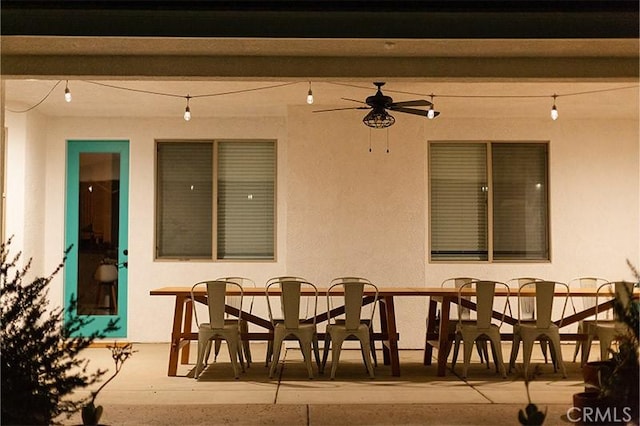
[
  {"left": 429, "top": 141, "right": 548, "bottom": 262},
  {"left": 156, "top": 140, "right": 276, "bottom": 260}
]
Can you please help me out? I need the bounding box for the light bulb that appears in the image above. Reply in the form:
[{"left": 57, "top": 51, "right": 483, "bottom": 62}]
[
  {"left": 427, "top": 94, "right": 436, "bottom": 119},
  {"left": 64, "top": 81, "right": 72, "bottom": 102},
  {"left": 184, "top": 96, "right": 191, "bottom": 121},
  {"left": 306, "top": 82, "right": 314, "bottom": 104},
  {"left": 550, "top": 94, "right": 558, "bottom": 120}
]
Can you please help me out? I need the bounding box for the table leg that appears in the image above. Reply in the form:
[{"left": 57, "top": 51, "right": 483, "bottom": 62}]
[
  {"left": 378, "top": 297, "right": 391, "bottom": 365},
  {"left": 167, "top": 295, "right": 187, "bottom": 376},
  {"left": 181, "top": 299, "right": 193, "bottom": 364},
  {"left": 424, "top": 298, "right": 438, "bottom": 365},
  {"left": 437, "top": 296, "right": 452, "bottom": 377},
  {"left": 380, "top": 295, "right": 401, "bottom": 376}
]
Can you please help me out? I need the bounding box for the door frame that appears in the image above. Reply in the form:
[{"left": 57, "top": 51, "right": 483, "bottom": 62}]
[{"left": 64, "top": 139, "right": 129, "bottom": 337}]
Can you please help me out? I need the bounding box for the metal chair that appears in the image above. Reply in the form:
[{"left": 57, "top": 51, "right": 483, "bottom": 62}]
[
  {"left": 264, "top": 276, "right": 309, "bottom": 367},
  {"left": 508, "top": 280, "right": 569, "bottom": 378},
  {"left": 582, "top": 281, "right": 635, "bottom": 364},
  {"left": 451, "top": 280, "right": 509, "bottom": 379},
  {"left": 208, "top": 277, "right": 256, "bottom": 368},
  {"left": 567, "top": 277, "right": 609, "bottom": 363},
  {"left": 191, "top": 280, "right": 245, "bottom": 379},
  {"left": 426, "top": 277, "right": 489, "bottom": 366},
  {"left": 322, "top": 278, "right": 378, "bottom": 379},
  {"left": 507, "top": 277, "right": 552, "bottom": 364},
  {"left": 266, "top": 278, "right": 321, "bottom": 379}
]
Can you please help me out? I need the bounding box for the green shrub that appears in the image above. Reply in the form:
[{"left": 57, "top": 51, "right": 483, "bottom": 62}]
[{"left": 1, "top": 238, "right": 118, "bottom": 425}]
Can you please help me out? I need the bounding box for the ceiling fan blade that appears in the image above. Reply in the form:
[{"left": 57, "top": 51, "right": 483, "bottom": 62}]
[
  {"left": 312, "top": 106, "right": 369, "bottom": 113},
  {"left": 390, "top": 107, "right": 429, "bottom": 117},
  {"left": 341, "top": 97, "right": 368, "bottom": 105},
  {"left": 390, "top": 99, "right": 431, "bottom": 107}
]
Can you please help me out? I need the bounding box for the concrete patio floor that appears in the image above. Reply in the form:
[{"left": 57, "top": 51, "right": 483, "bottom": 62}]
[{"left": 61, "top": 342, "right": 586, "bottom": 425}]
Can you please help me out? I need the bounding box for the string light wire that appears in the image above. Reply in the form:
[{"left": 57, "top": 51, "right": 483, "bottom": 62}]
[
  {"left": 6, "top": 80, "right": 638, "bottom": 118},
  {"left": 5, "top": 80, "right": 62, "bottom": 113}
]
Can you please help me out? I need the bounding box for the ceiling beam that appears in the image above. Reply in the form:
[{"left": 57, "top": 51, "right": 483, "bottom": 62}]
[{"left": 2, "top": 1, "right": 638, "bottom": 39}]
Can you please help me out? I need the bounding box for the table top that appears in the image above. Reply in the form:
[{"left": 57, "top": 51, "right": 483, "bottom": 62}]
[{"left": 150, "top": 286, "right": 637, "bottom": 297}]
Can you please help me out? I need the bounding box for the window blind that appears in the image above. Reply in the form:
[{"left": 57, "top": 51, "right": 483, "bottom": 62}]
[
  {"left": 430, "top": 143, "right": 488, "bottom": 260},
  {"left": 492, "top": 143, "right": 548, "bottom": 260},
  {"left": 217, "top": 141, "right": 275, "bottom": 259},
  {"left": 156, "top": 142, "right": 213, "bottom": 258}
]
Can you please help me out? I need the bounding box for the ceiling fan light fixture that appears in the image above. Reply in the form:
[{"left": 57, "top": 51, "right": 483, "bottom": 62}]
[{"left": 363, "top": 109, "right": 395, "bottom": 128}]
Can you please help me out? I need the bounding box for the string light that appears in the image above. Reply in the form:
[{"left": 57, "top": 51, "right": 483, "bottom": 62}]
[
  {"left": 183, "top": 95, "right": 191, "bottom": 121},
  {"left": 7, "top": 80, "right": 638, "bottom": 122},
  {"left": 64, "top": 80, "right": 72, "bottom": 102},
  {"left": 550, "top": 94, "right": 559, "bottom": 120},
  {"left": 306, "top": 81, "right": 314, "bottom": 104}
]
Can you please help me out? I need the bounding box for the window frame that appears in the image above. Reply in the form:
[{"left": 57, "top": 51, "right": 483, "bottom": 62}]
[
  {"left": 428, "top": 140, "right": 550, "bottom": 263},
  {"left": 154, "top": 139, "right": 277, "bottom": 262}
]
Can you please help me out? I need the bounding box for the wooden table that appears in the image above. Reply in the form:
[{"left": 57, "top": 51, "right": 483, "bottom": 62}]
[{"left": 150, "top": 286, "right": 635, "bottom": 377}]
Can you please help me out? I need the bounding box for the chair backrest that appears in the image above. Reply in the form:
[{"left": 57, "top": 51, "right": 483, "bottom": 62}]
[
  {"left": 217, "top": 276, "right": 256, "bottom": 314},
  {"left": 595, "top": 281, "right": 635, "bottom": 323},
  {"left": 94, "top": 264, "right": 118, "bottom": 283},
  {"left": 327, "top": 278, "right": 379, "bottom": 330},
  {"left": 507, "top": 277, "right": 543, "bottom": 320},
  {"left": 458, "top": 280, "right": 509, "bottom": 329},
  {"left": 442, "top": 277, "right": 478, "bottom": 319},
  {"left": 568, "top": 277, "right": 609, "bottom": 317},
  {"left": 190, "top": 280, "right": 243, "bottom": 329},
  {"left": 266, "top": 278, "right": 318, "bottom": 329},
  {"left": 516, "top": 281, "right": 569, "bottom": 328}
]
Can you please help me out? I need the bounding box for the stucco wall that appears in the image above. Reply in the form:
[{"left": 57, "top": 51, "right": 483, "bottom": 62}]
[{"left": 4, "top": 106, "right": 640, "bottom": 347}]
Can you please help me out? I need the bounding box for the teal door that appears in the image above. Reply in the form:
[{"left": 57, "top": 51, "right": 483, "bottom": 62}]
[{"left": 65, "top": 140, "right": 129, "bottom": 337}]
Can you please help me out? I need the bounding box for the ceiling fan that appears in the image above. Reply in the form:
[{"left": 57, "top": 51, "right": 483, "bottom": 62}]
[{"left": 313, "top": 82, "right": 439, "bottom": 128}]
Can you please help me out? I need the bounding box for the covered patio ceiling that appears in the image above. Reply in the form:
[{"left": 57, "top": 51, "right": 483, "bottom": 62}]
[{"left": 1, "top": 1, "right": 638, "bottom": 120}]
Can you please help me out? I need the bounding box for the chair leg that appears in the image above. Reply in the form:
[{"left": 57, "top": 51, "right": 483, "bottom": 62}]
[
  {"left": 330, "top": 335, "right": 346, "bottom": 380},
  {"left": 226, "top": 338, "right": 241, "bottom": 379},
  {"left": 360, "top": 335, "right": 375, "bottom": 379},
  {"left": 508, "top": 333, "right": 521, "bottom": 374},
  {"left": 461, "top": 337, "right": 475, "bottom": 379},
  {"left": 209, "top": 339, "right": 219, "bottom": 362},
  {"left": 299, "top": 337, "right": 315, "bottom": 379},
  {"left": 269, "top": 330, "right": 284, "bottom": 379},
  {"left": 572, "top": 322, "right": 584, "bottom": 363},
  {"left": 236, "top": 336, "right": 246, "bottom": 373},
  {"left": 599, "top": 334, "right": 615, "bottom": 362},
  {"left": 582, "top": 332, "right": 595, "bottom": 365},
  {"left": 539, "top": 340, "right": 549, "bottom": 363},
  {"left": 239, "top": 320, "right": 252, "bottom": 367},
  {"left": 321, "top": 333, "right": 332, "bottom": 374},
  {"left": 522, "top": 338, "right": 535, "bottom": 379},
  {"left": 489, "top": 336, "right": 507, "bottom": 378},
  {"left": 479, "top": 339, "right": 490, "bottom": 369},
  {"left": 194, "top": 334, "right": 209, "bottom": 379},
  {"left": 312, "top": 334, "right": 322, "bottom": 370},
  {"left": 369, "top": 328, "right": 378, "bottom": 367},
  {"left": 451, "top": 333, "right": 461, "bottom": 370},
  {"left": 547, "top": 333, "right": 567, "bottom": 378},
  {"left": 265, "top": 339, "right": 273, "bottom": 367}
]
